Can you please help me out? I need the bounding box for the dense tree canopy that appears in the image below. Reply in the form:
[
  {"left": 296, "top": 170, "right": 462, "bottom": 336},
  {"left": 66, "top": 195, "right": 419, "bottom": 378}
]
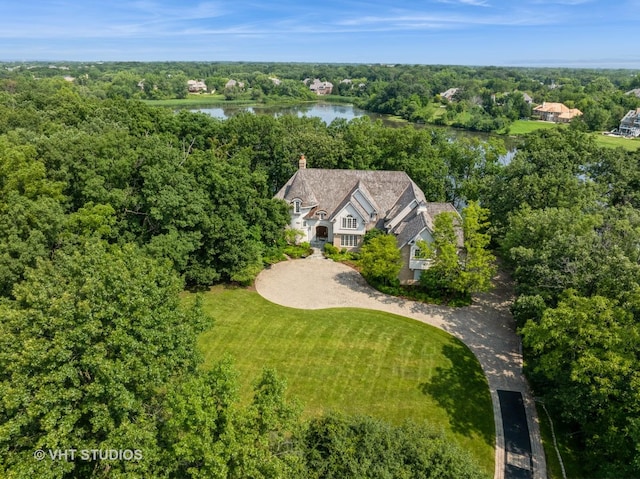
[
  {"left": 0, "top": 241, "right": 208, "bottom": 478},
  {"left": 0, "top": 66, "right": 639, "bottom": 477},
  {"left": 486, "top": 128, "right": 640, "bottom": 477}
]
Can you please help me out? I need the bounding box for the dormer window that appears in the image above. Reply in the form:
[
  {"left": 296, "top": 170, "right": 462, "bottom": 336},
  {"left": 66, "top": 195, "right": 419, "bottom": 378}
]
[
  {"left": 293, "top": 200, "right": 301, "bottom": 214},
  {"left": 342, "top": 214, "right": 357, "bottom": 229},
  {"left": 316, "top": 210, "right": 327, "bottom": 220}
]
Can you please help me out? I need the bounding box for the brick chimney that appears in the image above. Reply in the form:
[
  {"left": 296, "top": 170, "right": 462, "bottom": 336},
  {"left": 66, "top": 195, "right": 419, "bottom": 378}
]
[{"left": 299, "top": 154, "right": 307, "bottom": 169}]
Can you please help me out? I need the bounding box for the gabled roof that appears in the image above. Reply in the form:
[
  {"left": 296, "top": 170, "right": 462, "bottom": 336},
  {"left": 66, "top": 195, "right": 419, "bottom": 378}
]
[
  {"left": 275, "top": 168, "right": 419, "bottom": 219},
  {"left": 353, "top": 180, "right": 381, "bottom": 215},
  {"left": 393, "top": 210, "right": 430, "bottom": 248},
  {"left": 441, "top": 88, "right": 459, "bottom": 100},
  {"left": 386, "top": 182, "right": 426, "bottom": 221},
  {"left": 621, "top": 108, "right": 640, "bottom": 122},
  {"left": 392, "top": 202, "right": 463, "bottom": 248}
]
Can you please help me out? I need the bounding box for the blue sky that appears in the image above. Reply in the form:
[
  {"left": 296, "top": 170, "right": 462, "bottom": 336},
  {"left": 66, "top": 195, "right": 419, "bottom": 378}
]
[{"left": 1, "top": 0, "right": 638, "bottom": 68}]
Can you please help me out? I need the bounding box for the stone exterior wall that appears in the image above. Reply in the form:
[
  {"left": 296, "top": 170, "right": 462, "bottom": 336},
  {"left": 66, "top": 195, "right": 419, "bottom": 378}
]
[{"left": 398, "top": 244, "right": 414, "bottom": 284}]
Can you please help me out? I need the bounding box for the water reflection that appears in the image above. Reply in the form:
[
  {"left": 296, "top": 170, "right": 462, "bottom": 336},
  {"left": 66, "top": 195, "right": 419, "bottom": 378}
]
[
  {"left": 194, "top": 102, "right": 375, "bottom": 124},
  {"left": 191, "top": 102, "right": 518, "bottom": 156}
]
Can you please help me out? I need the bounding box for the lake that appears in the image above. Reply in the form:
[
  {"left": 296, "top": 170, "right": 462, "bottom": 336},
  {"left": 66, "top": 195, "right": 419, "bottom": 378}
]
[
  {"left": 192, "top": 102, "right": 518, "bottom": 155},
  {"left": 193, "top": 102, "right": 384, "bottom": 124}
]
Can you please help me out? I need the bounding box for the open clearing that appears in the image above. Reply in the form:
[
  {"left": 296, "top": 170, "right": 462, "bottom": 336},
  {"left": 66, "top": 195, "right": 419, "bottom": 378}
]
[{"left": 189, "top": 286, "right": 495, "bottom": 476}]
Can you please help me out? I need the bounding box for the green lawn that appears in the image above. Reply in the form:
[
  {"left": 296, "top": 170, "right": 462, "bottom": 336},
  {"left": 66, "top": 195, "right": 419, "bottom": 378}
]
[
  {"left": 188, "top": 286, "right": 495, "bottom": 475},
  {"left": 593, "top": 134, "right": 640, "bottom": 151},
  {"left": 508, "top": 120, "right": 560, "bottom": 135},
  {"left": 143, "top": 94, "right": 256, "bottom": 107}
]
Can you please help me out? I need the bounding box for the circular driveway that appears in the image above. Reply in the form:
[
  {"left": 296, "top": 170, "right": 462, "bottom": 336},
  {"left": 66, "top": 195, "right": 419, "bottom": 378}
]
[{"left": 255, "top": 256, "right": 546, "bottom": 479}]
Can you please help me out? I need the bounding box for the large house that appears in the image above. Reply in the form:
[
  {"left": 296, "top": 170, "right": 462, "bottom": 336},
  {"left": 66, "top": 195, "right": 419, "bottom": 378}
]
[
  {"left": 440, "top": 88, "right": 460, "bottom": 101},
  {"left": 187, "top": 80, "right": 207, "bottom": 93},
  {"left": 305, "top": 78, "right": 334, "bottom": 95},
  {"left": 619, "top": 108, "right": 640, "bottom": 137},
  {"left": 275, "top": 156, "right": 461, "bottom": 283},
  {"left": 532, "top": 102, "right": 582, "bottom": 123},
  {"left": 626, "top": 88, "right": 640, "bottom": 99}
]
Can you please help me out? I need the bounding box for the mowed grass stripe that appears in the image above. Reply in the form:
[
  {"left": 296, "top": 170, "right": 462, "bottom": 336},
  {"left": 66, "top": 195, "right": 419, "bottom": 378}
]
[{"left": 190, "top": 287, "right": 494, "bottom": 475}]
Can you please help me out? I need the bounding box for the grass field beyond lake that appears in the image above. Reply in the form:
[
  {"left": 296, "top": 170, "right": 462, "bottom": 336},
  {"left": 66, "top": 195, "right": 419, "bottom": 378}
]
[{"left": 189, "top": 287, "right": 495, "bottom": 475}]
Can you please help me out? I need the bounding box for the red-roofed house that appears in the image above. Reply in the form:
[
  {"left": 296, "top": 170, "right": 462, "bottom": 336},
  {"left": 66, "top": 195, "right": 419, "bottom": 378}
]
[{"left": 532, "top": 102, "right": 582, "bottom": 123}]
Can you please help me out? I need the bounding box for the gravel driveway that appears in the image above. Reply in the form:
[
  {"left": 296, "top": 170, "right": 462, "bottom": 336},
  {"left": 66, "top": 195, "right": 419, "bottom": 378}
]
[{"left": 255, "top": 255, "right": 546, "bottom": 479}]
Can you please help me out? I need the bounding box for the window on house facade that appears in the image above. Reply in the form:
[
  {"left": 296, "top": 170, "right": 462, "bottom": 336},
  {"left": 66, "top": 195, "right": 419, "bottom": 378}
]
[
  {"left": 316, "top": 211, "right": 326, "bottom": 219},
  {"left": 293, "top": 200, "right": 301, "bottom": 214},
  {"left": 341, "top": 214, "right": 357, "bottom": 229},
  {"left": 340, "top": 235, "right": 359, "bottom": 247}
]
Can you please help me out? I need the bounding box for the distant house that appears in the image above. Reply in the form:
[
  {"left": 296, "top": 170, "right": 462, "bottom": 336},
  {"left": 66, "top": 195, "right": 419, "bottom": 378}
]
[
  {"left": 187, "top": 79, "right": 207, "bottom": 93},
  {"left": 494, "top": 91, "right": 534, "bottom": 105},
  {"left": 626, "top": 88, "right": 640, "bottom": 98},
  {"left": 225, "top": 79, "right": 245, "bottom": 89},
  {"left": 269, "top": 77, "right": 281, "bottom": 86},
  {"left": 275, "top": 156, "right": 462, "bottom": 284},
  {"left": 340, "top": 78, "right": 366, "bottom": 90},
  {"left": 532, "top": 102, "right": 582, "bottom": 123},
  {"left": 306, "top": 78, "right": 333, "bottom": 95},
  {"left": 619, "top": 108, "right": 640, "bottom": 137},
  {"left": 440, "top": 88, "right": 460, "bottom": 101}
]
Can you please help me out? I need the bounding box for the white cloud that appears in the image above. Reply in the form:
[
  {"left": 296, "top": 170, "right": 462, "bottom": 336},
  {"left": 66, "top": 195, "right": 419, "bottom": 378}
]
[
  {"left": 435, "top": 0, "right": 490, "bottom": 6},
  {"left": 528, "top": 0, "right": 594, "bottom": 4}
]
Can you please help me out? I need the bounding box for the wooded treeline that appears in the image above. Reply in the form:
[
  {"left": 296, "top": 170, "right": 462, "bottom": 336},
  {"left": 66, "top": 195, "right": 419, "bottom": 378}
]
[
  {"left": 4, "top": 61, "right": 640, "bottom": 132},
  {"left": 482, "top": 128, "right": 640, "bottom": 477},
  {"left": 1, "top": 73, "right": 640, "bottom": 477}
]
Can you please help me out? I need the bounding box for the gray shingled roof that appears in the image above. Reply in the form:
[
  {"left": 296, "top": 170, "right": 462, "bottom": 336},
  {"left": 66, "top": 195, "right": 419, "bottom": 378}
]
[
  {"left": 275, "top": 169, "right": 419, "bottom": 218},
  {"left": 393, "top": 203, "right": 463, "bottom": 248},
  {"left": 281, "top": 170, "right": 318, "bottom": 207},
  {"left": 393, "top": 210, "right": 429, "bottom": 247},
  {"left": 386, "top": 182, "right": 426, "bottom": 220}
]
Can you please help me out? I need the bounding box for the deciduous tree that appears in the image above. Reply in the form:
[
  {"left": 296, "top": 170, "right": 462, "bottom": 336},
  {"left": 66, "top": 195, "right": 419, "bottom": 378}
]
[
  {"left": 359, "top": 234, "right": 402, "bottom": 286},
  {"left": 0, "top": 241, "right": 208, "bottom": 478}
]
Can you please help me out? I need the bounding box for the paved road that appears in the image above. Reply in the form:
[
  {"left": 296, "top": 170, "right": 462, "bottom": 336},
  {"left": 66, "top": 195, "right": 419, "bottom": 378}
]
[
  {"left": 499, "top": 390, "right": 533, "bottom": 479},
  {"left": 255, "top": 256, "right": 547, "bottom": 479}
]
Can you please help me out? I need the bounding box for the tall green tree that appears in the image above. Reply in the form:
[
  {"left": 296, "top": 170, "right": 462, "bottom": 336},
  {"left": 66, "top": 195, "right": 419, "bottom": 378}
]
[
  {"left": 521, "top": 290, "right": 640, "bottom": 478},
  {"left": 0, "top": 241, "right": 208, "bottom": 478},
  {"left": 457, "top": 201, "right": 496, "bottom": 295},
  {"left": 420, "top": 203, "right": 495, "bottom": 299},
  {"left": 0, "top": 137, "right": 66, "bottom": 297},
  {"left": 419, "top": 211, "right": 461, "bottom": 295}
]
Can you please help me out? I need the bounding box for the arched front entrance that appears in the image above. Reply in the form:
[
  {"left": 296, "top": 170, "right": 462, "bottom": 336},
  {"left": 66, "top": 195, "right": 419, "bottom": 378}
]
[{"left": 316, "top": 225, "right": 328, "bottom": 241}]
